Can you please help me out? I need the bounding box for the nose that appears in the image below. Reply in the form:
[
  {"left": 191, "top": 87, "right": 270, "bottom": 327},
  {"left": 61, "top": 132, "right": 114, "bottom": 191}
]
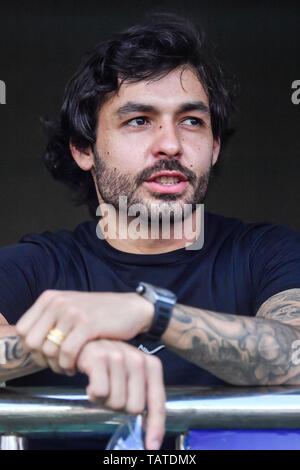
[{"left": 150, "top": 123, "right": 183, "bottom": 159}]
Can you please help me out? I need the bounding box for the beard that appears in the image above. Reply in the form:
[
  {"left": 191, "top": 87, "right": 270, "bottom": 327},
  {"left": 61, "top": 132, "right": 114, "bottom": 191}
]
[{"left": 93, "top": 147, "right": 212, "bottom": 224}]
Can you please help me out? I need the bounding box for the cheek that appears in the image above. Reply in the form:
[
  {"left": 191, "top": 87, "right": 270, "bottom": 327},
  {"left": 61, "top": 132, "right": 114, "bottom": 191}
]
[
  {"left": 98, "top": 138, "right": 139, "bottom": 174},
  {"left": 185, "top": 138, "right": 214, "bottom": 169},
  {"left": 98, "top": 134, "right": 122, "bottom": 163}
]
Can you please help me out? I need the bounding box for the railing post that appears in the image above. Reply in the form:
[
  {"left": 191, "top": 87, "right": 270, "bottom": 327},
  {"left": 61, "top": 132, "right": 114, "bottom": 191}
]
[
  {"left": 175, "top": 433, "right": 187, "bottom": 450},
  {"left": 0, "top": 435, "right": 27, "bottom": 450}
]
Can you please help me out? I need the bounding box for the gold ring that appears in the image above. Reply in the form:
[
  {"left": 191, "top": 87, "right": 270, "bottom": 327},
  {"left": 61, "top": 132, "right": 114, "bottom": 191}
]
[{"left": 46, "top": 328, "right": 65, "bottom": 347}]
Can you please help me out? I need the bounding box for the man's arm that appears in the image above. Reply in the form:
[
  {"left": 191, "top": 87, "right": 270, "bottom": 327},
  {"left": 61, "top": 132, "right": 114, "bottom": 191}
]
[
  {"left": 0, "top": 316, "right": 165, "bottom": 450},
  {"left": 0, "top": 317, "right": 44, "bottom": 382},
  {"left": 15, "top": 288, "right": 300, "bottom": 386},
  {"left": 161, "top": 288, "right": 300, "bottom": 385}
]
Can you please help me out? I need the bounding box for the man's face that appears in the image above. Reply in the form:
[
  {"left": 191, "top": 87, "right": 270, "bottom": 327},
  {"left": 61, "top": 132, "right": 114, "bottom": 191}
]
[{"left": 92, "top": 66, "right": 220, "bottom": 221}]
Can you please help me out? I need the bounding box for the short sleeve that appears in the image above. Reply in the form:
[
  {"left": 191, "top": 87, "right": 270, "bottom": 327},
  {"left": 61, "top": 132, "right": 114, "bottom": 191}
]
[
  {"left": 0, "top": 241, "right": 53, "bottom": 324},
  {"left": 250, "top": 224, "right": 300, "bottom": 313}
]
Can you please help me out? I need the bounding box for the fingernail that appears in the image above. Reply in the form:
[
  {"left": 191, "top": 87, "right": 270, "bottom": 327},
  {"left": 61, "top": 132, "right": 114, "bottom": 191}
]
[
  {"left": 66, "top": 371, "right": 75, "bottom": 376},
  {"left": 150, "top": 439, "right": 161, "bottom": 450}
]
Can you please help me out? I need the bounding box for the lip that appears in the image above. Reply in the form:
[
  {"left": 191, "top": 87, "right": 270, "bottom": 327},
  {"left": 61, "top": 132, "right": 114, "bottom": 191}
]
[
  {"left": 143, "top": 180, "right": 188, "bottom": 194},
  {"left": 146, "top": 171, "right": 188, "bottom": 183}
]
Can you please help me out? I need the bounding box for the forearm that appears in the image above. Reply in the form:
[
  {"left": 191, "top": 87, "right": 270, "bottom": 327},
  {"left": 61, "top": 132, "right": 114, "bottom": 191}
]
[
  {"left": 161, "top": 303, "right": 300, "bottom": 385},
  {"left": 0, "top": 332, "right": 44, "bottom": 382}
]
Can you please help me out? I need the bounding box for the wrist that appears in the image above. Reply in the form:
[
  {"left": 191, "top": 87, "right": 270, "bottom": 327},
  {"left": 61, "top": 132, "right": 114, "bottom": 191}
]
[
  {"left": 135, "top": 282, "right": 177, "bottom": 340},
  {"left": 129, "top": 292, "right": 155, "bottom": 334}
]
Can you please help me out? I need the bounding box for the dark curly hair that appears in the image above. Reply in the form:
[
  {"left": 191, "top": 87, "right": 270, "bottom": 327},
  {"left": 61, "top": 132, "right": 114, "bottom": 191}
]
[{"left": 42, "top": 13, "right": 235, "bottom": 218}]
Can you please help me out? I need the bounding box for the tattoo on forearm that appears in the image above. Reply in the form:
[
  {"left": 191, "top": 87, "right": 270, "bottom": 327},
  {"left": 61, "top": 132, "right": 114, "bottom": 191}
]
[
  {"left": 256, "top": 288, "right": 300, "bottom": 325},
  {"left": 0, "top": 336, "right": 42, "bottom": 381},
  {"left": 163, "top": 289, "right": 300, "bottom": 386}
]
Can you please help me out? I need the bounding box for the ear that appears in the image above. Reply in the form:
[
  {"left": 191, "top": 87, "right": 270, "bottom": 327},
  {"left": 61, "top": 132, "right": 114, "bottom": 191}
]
[
  {"left": 69, "top": 142, "right": 94, "bottom": 171},
  {"left": 212, "top": 137, "right": 221, "bottom": 166}
]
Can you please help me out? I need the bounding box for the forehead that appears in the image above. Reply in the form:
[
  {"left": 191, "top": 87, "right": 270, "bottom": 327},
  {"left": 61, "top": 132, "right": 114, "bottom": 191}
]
[{"left": 102, "top": 67, "right": 209, "bottom": 113}]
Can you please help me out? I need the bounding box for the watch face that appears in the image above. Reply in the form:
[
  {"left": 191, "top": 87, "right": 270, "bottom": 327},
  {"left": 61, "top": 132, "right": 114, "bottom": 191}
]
[
  {"left": 158, "top": 287, "right": 173, "bottom": 297},
  {"left": 137, "top": 282, "right": 176, "bottom": 302},
  {"left": 157, "top": 287, "right": 177, "bottom": 302}
]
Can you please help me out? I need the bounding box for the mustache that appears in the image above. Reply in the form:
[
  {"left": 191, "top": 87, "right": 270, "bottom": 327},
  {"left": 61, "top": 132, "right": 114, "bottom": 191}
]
[{"left": 135, "top": 160, "right": 197, "bottom": 187}]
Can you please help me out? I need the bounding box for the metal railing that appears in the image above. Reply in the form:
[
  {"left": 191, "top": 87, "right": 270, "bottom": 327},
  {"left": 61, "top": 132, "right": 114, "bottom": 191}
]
[{"left": 1, "top": 385, "right": 300, "bottom": 449}]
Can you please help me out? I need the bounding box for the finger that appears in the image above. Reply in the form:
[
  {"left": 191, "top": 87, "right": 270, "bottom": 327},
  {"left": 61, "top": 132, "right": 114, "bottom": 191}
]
[
  {"left": 24, "top": 309, "right": 70, "bottom": 354},
  {"left": 58, "top": 324, "right": 94, "bottom": 372},
  {"left": 31, "top": 348, "right": 65, "bottom": 375},
  {"left": 118, "top": 343, "right": 146, "bottom": 415},
  {"left": 30, "top": 351, "right": 48, "bottom": 369},
  {"left": 41, "top": 319, "right": 76, "bottom": 375},
  {"left": 47, "top": 357, "right": 66, "bottom": 375},
  {"left": 16, "top": 290, "right": 59, "bottom": 336},
  {"left": 105, "top": 344, "right": 127, "bottom": 410},
  {"left": 86, "top": 364, "right": 110, "bottom": 401},
  {"left": 78, "top": 342, "right": 110, "bottom": 400},
  {"left": 42, "top": 320, "right": 74, "bottom": 362},
  {"left": 144, "top": 356, "right": 166, "bottom": 451}
]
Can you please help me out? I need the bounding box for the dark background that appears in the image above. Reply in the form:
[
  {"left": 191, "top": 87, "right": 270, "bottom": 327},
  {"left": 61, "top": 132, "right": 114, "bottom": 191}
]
[{"left": 0, "top": 0, "right": 299, "bottom": 246}]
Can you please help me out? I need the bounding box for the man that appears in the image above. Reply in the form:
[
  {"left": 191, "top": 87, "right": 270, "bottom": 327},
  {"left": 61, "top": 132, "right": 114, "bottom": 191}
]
[{"left": 1, "top": 14, "right": 300, "bottom": 450}]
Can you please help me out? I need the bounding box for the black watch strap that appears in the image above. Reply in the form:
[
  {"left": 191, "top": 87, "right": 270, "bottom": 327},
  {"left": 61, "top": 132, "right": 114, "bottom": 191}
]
[
  {"left": 136, "top": 282, "right": 177, "bottom": 340},
  {"left": 147, "top": 298, "right": 173, "bottom": 340}
]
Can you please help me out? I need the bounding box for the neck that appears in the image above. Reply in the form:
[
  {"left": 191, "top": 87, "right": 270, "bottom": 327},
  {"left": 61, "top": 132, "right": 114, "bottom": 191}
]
[{"left": 97, "top": 206, "right": 203, "bottom": 254}]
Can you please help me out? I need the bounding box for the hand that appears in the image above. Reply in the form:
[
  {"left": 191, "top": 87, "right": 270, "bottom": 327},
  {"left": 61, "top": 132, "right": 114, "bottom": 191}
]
[
  {"left": 77, "top": 339, "right": 166, "bottom": 450},
  {"left": 16, "top": 289, "right": 154, "bottom": 374}
]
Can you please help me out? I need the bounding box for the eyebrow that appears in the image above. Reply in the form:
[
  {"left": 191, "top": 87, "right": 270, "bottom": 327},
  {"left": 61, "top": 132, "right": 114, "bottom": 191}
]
[{"left": 115, "top": 100, "right": 210, "bottom": 118}]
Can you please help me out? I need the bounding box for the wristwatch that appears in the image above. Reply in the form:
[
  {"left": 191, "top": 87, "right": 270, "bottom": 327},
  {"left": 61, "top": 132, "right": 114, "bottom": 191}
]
[{"left": 136, "top": 282, "right": 177, "bottom": 340}]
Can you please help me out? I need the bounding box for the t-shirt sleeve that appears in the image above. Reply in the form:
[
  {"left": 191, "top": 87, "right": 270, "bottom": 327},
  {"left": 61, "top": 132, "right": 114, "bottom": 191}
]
[
  {"left": 250, "top": 223, "right": 300, "bottom": 313},
  {"left": 0, "top": 240, "right": 53, "bottom": 324}
]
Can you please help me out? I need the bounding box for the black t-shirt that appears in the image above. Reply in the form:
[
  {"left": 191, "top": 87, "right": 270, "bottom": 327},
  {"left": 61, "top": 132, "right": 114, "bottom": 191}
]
[{"left": 1, "top": 210, "right": 300, "bottom": 448}]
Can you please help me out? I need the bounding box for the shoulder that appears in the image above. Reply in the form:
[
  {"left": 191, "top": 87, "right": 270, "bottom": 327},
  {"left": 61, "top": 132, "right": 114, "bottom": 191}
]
[
  {"left": 206, "top": 211, "right": 300, "bottom": 250},
  {"left": 17, "top": 219, "right": 98, "bottom": 256},
  {"left": 0, "top": 219, "right": 98, "bottom": 282}
]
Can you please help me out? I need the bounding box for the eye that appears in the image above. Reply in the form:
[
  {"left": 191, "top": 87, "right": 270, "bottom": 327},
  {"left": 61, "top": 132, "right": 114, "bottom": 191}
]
[
  {"left": 126, "top": 116, "right": 150, "bottom": 127},
  {"left": 181, "top": 117, "right": 204, "bottom": 127}
]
